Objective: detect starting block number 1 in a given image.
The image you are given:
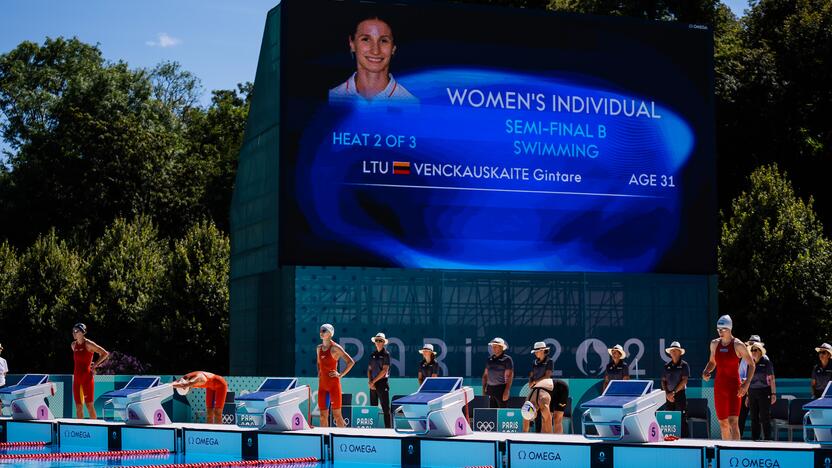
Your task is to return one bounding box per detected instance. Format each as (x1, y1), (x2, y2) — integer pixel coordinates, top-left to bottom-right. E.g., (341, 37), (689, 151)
(37, 405), (49, 420)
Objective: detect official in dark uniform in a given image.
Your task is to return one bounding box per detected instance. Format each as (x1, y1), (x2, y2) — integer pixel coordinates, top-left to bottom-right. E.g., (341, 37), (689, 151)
(603, 344), (629, 391)
(368, 332), (392, 428)
(482, 337), (513, 408)
(738, 334), (763, 437)
(812, 343), (832, 398)
(526, 341), (570, 434)
(747, 342), (776, 440)
(662, 341), (691, 437)
(417, 343), (440, 385)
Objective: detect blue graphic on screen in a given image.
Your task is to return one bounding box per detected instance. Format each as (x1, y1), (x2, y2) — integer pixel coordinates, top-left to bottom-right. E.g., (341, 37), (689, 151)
(291, 68), (696, 272)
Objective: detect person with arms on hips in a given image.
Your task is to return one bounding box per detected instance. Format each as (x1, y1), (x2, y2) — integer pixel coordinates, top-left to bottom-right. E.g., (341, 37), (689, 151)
(662, 341), (690, 437)
(738, 334), (763, 437)
(71, 323), (109, 419)
(0, 343), (7, 388)
(368, 332), (392, 428)
(746, 341), (776, 440)
(172, 371), (228, 424)
(812, 343), (832, 398)
(329, 16), (417, 105)
(317, 323), (354, 427)
(603, 344), (629, 391)
(482, 338), (513, 408)
(702, 315), (755, 440)
(417, 344), (439, 385)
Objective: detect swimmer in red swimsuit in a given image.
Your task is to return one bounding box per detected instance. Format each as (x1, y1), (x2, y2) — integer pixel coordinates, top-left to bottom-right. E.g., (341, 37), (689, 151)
(317, 323), (354, 427)
(701, 315), (755, 440)
(71, 323), (109, 419)
(173, 371), (228, 424)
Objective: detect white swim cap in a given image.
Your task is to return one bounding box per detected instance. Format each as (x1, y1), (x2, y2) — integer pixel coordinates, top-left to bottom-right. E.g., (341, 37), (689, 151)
(320, 323), (335, 337)
(716, 315), (733, 330)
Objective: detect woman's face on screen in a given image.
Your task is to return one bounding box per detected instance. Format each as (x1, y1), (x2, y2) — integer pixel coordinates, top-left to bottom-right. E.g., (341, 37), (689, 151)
(350, 19), (395, 74)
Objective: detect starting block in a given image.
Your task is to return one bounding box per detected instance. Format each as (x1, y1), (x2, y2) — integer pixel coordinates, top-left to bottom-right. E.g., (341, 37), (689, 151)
(804, 381), (832, 444)
(101, 376), (173, 425)
(581, 380), (665, 443)
(235, 378), (311, 431)
(392, 377), (474, 437)
(0, 374), (55, 420)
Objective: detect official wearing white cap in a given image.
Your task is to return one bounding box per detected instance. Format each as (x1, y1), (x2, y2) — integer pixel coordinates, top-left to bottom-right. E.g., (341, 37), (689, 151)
(483, 338), (514, 408)
(368, 332), (392, 428)
(662, 341), (690, 437)
(812, 343), (832, 398)
(417, 344), (439, 385)
(603, 344), (629, 391)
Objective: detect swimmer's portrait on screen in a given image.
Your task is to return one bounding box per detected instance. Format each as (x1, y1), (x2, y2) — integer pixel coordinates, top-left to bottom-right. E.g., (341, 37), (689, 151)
(328, 16), (418, 106)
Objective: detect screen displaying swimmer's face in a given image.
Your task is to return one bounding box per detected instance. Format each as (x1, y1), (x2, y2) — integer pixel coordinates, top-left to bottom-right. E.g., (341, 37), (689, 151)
(279, 0), (717, 274)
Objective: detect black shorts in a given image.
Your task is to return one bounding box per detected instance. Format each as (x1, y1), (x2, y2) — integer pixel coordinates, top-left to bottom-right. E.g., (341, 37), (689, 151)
(550, 380), (569, 413)
(529, 380), (569, 413)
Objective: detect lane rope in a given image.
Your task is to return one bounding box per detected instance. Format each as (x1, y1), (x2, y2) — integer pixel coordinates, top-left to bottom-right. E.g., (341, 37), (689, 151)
(0, 448), (170, 460)
(0, 441), (49, 448)
(138, 457), (320, 468)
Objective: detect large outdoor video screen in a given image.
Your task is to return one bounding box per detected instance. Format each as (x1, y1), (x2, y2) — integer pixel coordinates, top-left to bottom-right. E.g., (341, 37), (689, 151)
(279, 0), (716, 273)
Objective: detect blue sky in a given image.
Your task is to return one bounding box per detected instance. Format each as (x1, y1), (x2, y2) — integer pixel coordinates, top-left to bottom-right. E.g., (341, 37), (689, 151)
(1, 0), (750, 106)
(1, 0), (279, 106)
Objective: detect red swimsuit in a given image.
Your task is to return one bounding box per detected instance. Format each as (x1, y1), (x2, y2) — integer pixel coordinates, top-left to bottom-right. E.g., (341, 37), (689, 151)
(318, 345), (343, 410)
(72, 342), (94, 404)
(714, 339), (742, 419)
(185, 371), (228, 410)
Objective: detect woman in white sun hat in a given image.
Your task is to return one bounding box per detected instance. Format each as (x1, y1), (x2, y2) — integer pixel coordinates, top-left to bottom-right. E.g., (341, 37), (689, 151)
(417, 343), (440, 385)
(482, 337), (514, 408)
(812, 343), (832, 398)
(746, 341), (775, 440)
(524, 341), (569, 434)
(368, 332), (392, 428)
(662, 341), (690, 437)
(603, 344), (629, 391)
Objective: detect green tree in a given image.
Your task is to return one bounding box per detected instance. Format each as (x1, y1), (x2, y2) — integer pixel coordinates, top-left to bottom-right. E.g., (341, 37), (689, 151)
(184, 83), (252, 233)
(0, 39), (232, 245)
(0, 240), (19, 333)
(5, 229), (87, 372)
(720, 164), (832, 375)
(717, 0), (832, 228)
(86, 216), (167, 363)
(156, 220), (230, 373)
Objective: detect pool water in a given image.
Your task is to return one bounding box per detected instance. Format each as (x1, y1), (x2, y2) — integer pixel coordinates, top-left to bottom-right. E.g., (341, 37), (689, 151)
(0, 447), (401, 468)
(0, 447), (337, 468)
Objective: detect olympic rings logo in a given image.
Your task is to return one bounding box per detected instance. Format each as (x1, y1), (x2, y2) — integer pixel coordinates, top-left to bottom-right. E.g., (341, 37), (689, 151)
(475, 421), (496, 431)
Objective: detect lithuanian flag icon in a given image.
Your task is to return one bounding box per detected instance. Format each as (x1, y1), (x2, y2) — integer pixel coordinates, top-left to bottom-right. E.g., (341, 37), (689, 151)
(393, 161), (410, 175)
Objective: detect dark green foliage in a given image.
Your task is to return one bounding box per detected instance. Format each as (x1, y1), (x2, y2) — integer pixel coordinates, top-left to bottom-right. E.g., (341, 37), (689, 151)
(720, 165), (832, 375)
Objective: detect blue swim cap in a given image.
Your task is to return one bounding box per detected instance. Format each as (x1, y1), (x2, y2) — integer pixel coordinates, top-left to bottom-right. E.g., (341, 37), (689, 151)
(73, 323), (87, 334)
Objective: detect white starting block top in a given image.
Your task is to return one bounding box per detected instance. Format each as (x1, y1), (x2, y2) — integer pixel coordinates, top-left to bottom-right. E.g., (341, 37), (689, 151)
(0, 374), (55, 420)
(581, 380), (665, 443)
(100, 376), (173, 425)
(804, 381), (832, 443)
(235, 378), (311, 431)
(392, 377), (475, 437)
